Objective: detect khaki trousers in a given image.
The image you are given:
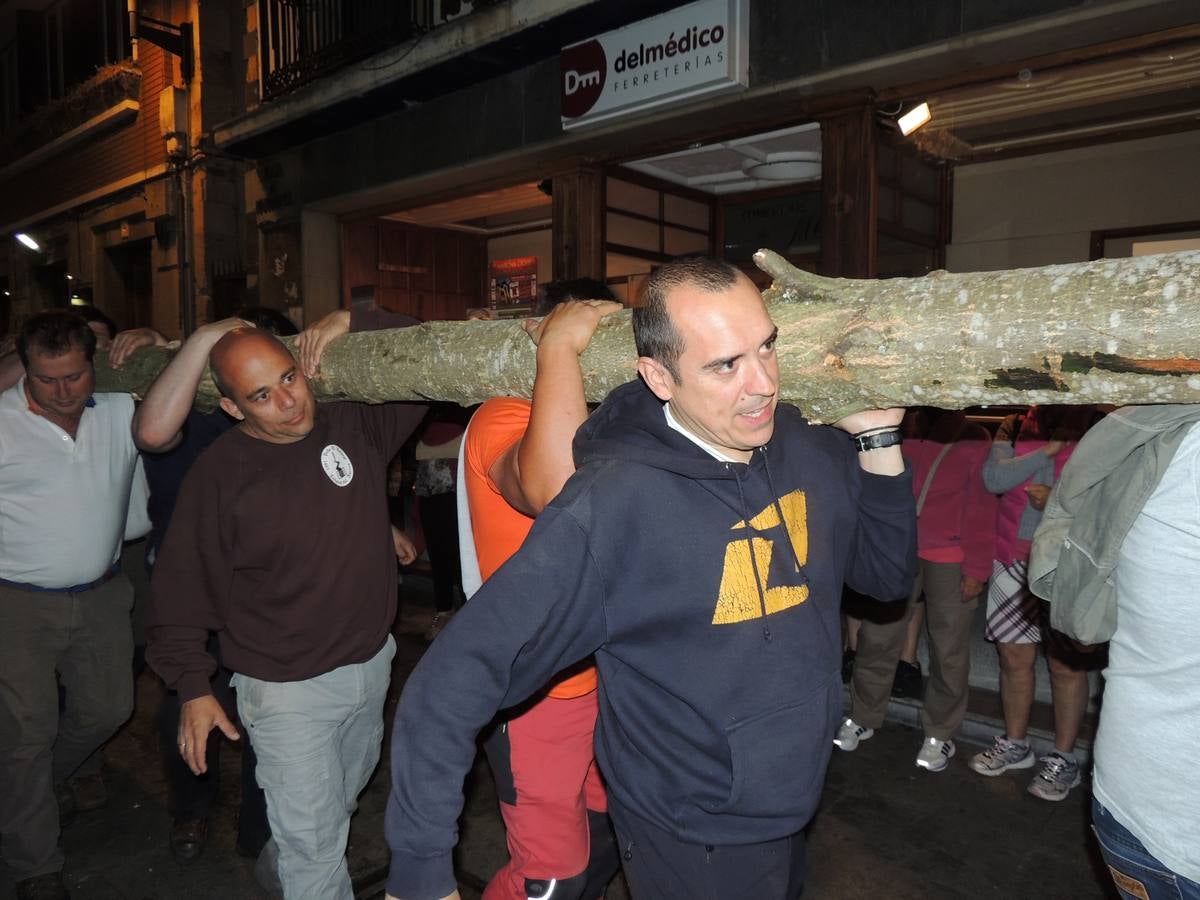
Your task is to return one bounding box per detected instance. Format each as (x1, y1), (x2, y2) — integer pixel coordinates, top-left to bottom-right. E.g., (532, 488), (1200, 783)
(849, 560), (977, 740)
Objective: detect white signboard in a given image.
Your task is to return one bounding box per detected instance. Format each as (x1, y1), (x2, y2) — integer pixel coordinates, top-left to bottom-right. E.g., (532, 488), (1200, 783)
(560, 0), (749, 130)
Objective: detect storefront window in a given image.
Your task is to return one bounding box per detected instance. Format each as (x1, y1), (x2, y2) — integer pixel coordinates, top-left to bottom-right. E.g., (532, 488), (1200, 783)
(877, 132), (946, 277)
(604, 174), (715, 304)
(664, 195), (710, 229)
(721, 191), (821, 265)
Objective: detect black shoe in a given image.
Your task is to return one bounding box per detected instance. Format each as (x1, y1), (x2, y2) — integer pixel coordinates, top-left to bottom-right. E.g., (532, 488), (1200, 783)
(252, 839), (283, 896)
(892, 660), (924, 699)
(15, 873), (71, 900)
(53, 782), (76, 827)
(66, 773), (107, 812)
(841, 648), (856, 683)
(170, 817), (208, 864)
(235, 837), (268, 860)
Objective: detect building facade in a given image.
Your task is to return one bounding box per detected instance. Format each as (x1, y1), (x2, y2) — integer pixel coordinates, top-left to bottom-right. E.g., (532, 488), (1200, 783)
(0, 0), (248, 337)
(214, 0), (1199, 326)
(2, 0), (1197, 336)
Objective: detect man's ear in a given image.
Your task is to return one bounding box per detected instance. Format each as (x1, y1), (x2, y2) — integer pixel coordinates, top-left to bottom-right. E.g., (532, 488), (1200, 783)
(219, 397), (245, 421)
(637, 356), (674, 403)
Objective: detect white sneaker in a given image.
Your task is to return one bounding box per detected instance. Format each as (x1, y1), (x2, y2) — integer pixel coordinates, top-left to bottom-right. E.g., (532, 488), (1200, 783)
(915, 737), (955, 772)
(833, 718), (874, 751)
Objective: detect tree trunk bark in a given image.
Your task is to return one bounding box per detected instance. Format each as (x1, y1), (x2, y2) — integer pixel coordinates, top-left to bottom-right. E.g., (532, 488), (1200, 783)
(93, 249), (1200, 422)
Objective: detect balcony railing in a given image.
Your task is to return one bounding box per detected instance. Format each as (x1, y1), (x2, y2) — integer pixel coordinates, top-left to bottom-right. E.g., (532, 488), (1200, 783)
(259, 0), (454, 101)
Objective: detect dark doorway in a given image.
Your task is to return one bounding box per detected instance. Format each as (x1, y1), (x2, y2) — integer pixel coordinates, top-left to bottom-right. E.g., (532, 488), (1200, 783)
(34, 261), (70, 309)
(211, 272), (249, 321)
(104, 240), (153, 330)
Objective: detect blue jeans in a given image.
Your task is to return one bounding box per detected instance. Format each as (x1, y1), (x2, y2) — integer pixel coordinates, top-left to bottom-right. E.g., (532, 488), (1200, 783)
(233, 636), (395, 900)
(1093, 798), (1200, 900)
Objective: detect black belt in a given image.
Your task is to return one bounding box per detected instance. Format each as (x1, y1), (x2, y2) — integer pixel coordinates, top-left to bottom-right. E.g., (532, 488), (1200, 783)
(0, 562), (121, 593)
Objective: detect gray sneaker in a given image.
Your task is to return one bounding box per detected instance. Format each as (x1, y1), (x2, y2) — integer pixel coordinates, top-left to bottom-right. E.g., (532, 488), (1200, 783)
(968, 735), (1034, 776)
(1027, 752), (1082, 802)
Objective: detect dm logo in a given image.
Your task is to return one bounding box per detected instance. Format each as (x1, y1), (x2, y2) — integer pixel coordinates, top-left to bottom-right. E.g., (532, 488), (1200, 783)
(712, 491), (810, 625)
(320, 444), (354, 487)
(561, 40), (606, 119)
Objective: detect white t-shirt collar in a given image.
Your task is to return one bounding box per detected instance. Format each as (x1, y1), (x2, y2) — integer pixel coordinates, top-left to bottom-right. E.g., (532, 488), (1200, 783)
(663, 402), (742, 463)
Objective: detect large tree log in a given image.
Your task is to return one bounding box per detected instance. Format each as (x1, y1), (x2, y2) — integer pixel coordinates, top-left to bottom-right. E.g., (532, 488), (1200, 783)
(94, 250), (1200, 423)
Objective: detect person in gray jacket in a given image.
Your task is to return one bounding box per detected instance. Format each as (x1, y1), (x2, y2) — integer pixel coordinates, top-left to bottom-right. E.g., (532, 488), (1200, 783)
(1030, 404), (1200, 898)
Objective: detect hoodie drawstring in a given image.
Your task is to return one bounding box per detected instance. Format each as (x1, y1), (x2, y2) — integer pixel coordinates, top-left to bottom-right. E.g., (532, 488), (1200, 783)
(733, 464), (773, 642)
(761, 449), (840, 656)
(761, 451), (805, 577)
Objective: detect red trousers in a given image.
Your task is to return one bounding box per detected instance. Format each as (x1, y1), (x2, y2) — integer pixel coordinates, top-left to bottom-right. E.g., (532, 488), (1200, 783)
(483, 690), (607, 900)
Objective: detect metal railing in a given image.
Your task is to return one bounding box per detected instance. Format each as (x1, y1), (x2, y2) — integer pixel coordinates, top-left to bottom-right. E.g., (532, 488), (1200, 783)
(258, 0), (442, 101)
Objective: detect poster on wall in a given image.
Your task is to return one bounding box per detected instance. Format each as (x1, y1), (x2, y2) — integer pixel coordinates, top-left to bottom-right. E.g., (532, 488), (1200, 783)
(488, 256), (538, 313)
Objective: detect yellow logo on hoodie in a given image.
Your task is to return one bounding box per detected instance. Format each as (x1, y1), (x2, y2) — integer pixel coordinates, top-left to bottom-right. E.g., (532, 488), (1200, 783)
(712, 490), (809, 625)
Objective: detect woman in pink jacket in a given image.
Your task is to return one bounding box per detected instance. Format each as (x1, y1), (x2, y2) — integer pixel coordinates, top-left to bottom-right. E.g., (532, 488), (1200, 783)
(836, 408), (997, 772)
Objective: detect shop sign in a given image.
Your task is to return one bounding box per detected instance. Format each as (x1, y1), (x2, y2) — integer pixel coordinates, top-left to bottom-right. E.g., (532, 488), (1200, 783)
(560, 0), (748, 130)
(489, 256), (538, 308)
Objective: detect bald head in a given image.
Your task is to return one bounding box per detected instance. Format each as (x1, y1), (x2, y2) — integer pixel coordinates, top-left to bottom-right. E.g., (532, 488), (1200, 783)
(211, 327), (316, 444)
(210, 328), (285, 396)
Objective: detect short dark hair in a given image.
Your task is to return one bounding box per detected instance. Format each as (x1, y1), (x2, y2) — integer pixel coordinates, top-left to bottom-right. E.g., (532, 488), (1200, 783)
(72, 304), (119, 340)
(533, 278), (618, 316)
(235, 305), (299, 336)
(632, 254), (740, 383)
(17, 310), (97, 367)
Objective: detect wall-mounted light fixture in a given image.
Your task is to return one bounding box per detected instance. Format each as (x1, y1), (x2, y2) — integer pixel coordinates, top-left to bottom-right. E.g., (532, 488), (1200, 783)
(65, 273), (74, 280)
(897, 102), (932, 136)
(15, 233), (40, 251)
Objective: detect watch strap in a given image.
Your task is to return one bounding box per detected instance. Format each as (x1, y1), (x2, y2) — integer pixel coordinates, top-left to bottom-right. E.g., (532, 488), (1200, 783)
(853, 429), (903, 453)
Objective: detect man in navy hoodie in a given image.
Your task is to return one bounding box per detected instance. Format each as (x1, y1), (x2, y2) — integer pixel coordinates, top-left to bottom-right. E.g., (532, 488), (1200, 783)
(385, 255), (917, 900)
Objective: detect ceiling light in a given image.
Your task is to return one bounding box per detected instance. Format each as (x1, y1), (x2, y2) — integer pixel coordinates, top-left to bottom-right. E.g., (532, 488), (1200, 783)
(65, 273), (73, 280)
(743, 152), (822, 182)
(15, 233), (40, 251)
(2, 290), (10, 296)
(898, 102), (932, 136)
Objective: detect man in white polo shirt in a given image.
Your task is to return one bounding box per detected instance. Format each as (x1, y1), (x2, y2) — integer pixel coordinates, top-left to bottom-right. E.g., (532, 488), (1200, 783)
(0, 311), (142, 900)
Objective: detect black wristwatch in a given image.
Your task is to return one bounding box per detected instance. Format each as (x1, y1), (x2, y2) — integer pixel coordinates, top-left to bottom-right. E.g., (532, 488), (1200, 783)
(852, 429), (903, 453)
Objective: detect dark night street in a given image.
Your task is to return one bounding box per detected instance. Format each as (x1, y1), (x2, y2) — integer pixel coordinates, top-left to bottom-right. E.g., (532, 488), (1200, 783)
(1, 574), (1112, 900)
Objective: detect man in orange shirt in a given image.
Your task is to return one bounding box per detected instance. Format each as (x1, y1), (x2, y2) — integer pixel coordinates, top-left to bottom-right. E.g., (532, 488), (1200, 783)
(459, 280), (621, 900)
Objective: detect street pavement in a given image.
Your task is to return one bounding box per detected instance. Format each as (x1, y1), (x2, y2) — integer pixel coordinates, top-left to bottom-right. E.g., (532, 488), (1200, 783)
(2, 577), (1114, 899)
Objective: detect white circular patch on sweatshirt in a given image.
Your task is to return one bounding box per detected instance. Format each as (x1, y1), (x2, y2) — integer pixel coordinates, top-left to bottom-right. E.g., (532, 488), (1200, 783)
(321, 444), (354, 486)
